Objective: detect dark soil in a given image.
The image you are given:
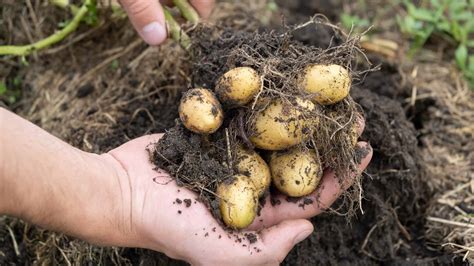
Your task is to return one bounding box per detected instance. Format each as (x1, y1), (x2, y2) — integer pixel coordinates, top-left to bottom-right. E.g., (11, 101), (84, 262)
(1, 1), (468, 265)
(133, 3), (460, 265)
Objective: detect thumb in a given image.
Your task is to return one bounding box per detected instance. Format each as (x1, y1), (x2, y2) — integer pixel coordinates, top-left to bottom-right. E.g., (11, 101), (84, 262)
(259, 219), (314, 263)
(119, 0), (167, 45)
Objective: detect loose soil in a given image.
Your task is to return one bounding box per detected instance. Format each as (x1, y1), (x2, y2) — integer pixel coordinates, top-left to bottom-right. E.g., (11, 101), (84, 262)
(0, 0), (471, 265)
(151, 21), (371, 224)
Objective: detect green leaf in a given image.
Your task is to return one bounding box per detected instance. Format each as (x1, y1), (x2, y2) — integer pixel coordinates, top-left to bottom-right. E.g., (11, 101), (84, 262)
(467, 55), (474, 74)
(13, 76), (22, 87)
(0, 82), (7, 95)
(83, 0), (98, 26)
(406, 2), (436, 22)
(450, 20), (463, 42)
(455, 45), (468, 70)
(266, 1), (278, 12)
(110, 59), (119, 70)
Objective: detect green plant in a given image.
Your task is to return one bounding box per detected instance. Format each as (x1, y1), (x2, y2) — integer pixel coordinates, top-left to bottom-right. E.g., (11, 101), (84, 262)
(0, 0), (96, 57)
(0, 77), (22, 105)
(397, 0), (474, 88)
(0, 0), (201, 57)
(340, 13), (370, 32)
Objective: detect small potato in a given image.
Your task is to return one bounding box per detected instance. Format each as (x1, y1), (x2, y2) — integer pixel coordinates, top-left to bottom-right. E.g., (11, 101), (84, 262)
(179, 88), (224, 134)
(216, 67), (261, 106)
(301, 64), (351, 105)
(250, 98), (316, 150)
(235, 146), (271, 197)
(217, 175), (257, 229)
(270, 148), (322, 197)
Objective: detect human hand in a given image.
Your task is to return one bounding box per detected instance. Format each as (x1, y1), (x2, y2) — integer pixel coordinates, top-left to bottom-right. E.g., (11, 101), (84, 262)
(118, 0), (215, 45)
(102, 124), (372, 264)
(0, 107), (371, 265)
(104, 134), (314, 265)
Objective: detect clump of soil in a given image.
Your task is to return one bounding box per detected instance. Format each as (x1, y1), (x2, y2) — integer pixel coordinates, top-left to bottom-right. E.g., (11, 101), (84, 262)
(151, 19), (372, 225)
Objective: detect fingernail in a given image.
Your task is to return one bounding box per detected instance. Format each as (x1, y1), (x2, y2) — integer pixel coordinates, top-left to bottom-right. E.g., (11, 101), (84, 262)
(293, 229), (313, 245)
(141, 21), (167, 45)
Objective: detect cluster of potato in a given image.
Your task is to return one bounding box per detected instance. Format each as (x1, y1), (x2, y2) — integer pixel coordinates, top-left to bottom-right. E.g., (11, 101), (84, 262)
(178, 64), (352, 229)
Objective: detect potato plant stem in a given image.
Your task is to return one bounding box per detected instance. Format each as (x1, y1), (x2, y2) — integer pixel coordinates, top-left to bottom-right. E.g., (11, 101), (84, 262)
(172, 0), (200, 24)
(164, 8), (192, 50)
(0, 0), (92, 56)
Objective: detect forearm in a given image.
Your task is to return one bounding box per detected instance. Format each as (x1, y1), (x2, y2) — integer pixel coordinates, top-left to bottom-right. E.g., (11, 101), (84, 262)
(0, 108), (135, 246)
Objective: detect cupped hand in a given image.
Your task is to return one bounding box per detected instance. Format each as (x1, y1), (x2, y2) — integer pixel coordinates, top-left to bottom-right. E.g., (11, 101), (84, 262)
(118, 0), (215, 45)
(102, 126), (372, 265)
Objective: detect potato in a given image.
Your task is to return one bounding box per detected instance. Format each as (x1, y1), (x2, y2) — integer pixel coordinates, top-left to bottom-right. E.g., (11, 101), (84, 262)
(235, 146), (271, 197)
(300, 64), (351, 105)
(270, 148), (322, 197)
(217, 175), (257, 229)
(250, 98), (316, 150)
(215, 67), (261, 106)
(179, 88), (224, 134)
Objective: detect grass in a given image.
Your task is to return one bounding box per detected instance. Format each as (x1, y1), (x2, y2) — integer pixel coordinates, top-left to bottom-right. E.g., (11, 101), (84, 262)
(397, 0), (474, 88)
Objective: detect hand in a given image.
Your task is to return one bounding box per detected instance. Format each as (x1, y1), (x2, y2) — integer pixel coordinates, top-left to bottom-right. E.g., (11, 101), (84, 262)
(0, 108), (371, 265)
(118, 0), (215, 45)
(103, 131), (372, 265)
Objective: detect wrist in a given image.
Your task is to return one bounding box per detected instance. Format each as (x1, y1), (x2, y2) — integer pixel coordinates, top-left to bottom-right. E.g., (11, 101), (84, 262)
(62, 151), (141, 248)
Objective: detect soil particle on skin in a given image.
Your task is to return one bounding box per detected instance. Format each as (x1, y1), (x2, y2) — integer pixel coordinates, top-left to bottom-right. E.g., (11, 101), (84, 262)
(354, 144), (371, 165)
(184, 199), (192, 207)
(270, 198), (281, 206)
(175, 198), (182, 204)
(245, 233), (258, 244)
(177, 210), (182, 214)
(298, 198), (314, 209)
(286, 197), (300, 203)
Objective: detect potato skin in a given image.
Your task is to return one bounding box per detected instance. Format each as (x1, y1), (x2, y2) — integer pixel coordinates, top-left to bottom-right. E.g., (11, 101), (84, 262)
(301, 64), (351, 105)
(217, 175), (257, 229)
(270, 148), (322, 197)
(249, 98), (316, 150)
(216, 67), (261, 106)
(179, 88), (224, 134)
(235, 147), (271, 197)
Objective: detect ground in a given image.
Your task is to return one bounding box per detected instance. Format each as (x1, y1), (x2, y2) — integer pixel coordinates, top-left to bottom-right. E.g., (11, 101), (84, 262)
(0, 0), (473, 265)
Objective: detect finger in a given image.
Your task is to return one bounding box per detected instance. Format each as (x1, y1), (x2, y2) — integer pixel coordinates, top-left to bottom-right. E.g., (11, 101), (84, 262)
(189, 0), (215, 19)
(250, 142), (372, 229)
(119, 0), (167, 45)
(258, 219), (313, 264)
(356, 113), (365, 137)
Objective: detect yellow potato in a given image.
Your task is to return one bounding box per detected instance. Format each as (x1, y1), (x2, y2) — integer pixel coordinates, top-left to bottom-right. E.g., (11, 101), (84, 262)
(250, 98), (316, 150)
(235, 146), (271, 197)
(217, 175), (257, 229)
(301, 64), (351, 105)
(179, 88), (224, 134)
(216, 67), (261, 106)
(270, 148), (322, 197)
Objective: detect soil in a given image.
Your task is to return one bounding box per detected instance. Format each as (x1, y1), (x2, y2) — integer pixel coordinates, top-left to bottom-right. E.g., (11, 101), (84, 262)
(0, 0), (471, 265)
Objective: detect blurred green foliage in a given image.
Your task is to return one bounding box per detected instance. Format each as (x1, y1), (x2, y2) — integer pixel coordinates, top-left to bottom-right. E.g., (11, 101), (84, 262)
(397, 0), (474, 88)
